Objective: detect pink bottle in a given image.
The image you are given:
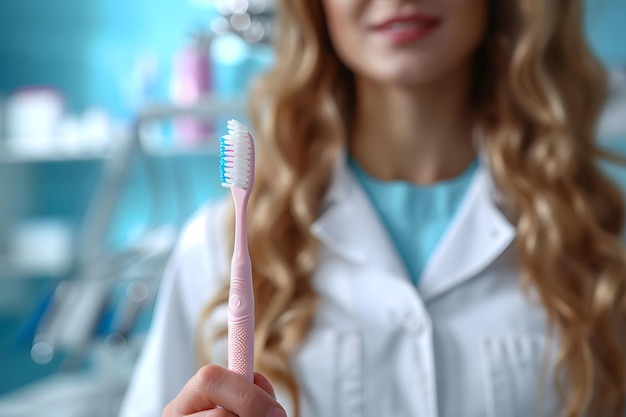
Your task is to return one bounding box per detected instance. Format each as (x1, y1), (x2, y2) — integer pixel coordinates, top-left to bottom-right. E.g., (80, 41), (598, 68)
(170, 38), (213, 147)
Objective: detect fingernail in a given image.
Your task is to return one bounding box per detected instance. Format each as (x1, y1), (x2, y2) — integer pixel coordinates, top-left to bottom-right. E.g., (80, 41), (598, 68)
(267, 406), (287, 417)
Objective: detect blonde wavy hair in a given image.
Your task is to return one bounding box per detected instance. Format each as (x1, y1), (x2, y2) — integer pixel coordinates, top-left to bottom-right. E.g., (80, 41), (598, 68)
(197, 0), (626, 416)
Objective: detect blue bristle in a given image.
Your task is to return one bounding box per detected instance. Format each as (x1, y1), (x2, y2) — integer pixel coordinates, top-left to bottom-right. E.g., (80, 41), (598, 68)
(219, 136), (229, 184)
(218, 119), (251, 188)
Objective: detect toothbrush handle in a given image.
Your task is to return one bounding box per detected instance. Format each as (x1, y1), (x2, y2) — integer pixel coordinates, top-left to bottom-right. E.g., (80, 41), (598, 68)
(228, 259), (255, 381)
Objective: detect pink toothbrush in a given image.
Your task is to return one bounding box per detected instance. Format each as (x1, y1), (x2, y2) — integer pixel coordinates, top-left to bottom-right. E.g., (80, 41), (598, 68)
(220, 119), (255, 380)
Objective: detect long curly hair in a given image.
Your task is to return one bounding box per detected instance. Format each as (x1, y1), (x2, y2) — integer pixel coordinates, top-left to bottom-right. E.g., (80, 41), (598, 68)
(197, 1), (626, 416)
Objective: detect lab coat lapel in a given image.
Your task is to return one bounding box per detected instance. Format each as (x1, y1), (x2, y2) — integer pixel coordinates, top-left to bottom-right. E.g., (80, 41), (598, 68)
(417, 166), (516, 301)
(311, 158), (409, 280)
(311, 157), (516, 301)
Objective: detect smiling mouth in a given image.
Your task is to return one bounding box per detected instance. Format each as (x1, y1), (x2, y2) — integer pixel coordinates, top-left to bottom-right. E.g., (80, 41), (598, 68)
(374, 15), (441, 44)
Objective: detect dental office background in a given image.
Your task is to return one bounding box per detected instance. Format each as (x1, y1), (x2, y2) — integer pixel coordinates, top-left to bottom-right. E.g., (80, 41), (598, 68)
(0, 1), (624, 416)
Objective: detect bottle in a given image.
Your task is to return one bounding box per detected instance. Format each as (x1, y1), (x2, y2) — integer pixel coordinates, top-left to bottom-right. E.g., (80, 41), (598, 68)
(170, 34), (213, 148)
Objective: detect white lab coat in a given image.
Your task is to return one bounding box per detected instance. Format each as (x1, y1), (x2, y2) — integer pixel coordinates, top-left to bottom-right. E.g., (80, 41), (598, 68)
(120, 159), (572, 417)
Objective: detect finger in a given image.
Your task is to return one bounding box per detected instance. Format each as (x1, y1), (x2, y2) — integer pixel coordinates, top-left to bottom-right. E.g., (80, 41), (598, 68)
(253, 373), (276, 399)
(185, 409), (237, 417)
(172, 365), (286, 417)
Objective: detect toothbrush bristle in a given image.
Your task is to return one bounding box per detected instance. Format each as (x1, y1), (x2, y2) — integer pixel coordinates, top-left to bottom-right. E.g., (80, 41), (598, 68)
(220, 119), (253, 188)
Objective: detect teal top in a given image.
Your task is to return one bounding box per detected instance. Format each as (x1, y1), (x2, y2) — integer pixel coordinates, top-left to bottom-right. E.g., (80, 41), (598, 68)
(348, 157), (479, 285)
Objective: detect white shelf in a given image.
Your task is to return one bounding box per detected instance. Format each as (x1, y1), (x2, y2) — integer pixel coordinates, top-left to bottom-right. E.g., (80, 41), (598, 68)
(0, 96), (244, 164)
(0, 138), (117, 163)
(142, 143), (218, 158)
(0, 146), (107, 163)
(0, 141), (218, 164)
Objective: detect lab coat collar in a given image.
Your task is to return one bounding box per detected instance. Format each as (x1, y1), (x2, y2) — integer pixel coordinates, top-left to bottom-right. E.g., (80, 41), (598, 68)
(417, 163), (516, 300)
(311, 156), (409, 279)
(311, 154), (516, 302)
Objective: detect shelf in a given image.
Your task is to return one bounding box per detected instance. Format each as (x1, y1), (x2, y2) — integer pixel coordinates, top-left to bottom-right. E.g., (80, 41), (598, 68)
(0, 137), (120, 163)
(0, 96), (244, 164)
(0, 141), (218, 164)
(141, 143), (218, 158)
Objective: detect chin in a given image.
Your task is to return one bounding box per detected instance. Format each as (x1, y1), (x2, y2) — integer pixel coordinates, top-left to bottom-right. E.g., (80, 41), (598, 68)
(372, 55), (468, 89)
(377, 67), (444, 88)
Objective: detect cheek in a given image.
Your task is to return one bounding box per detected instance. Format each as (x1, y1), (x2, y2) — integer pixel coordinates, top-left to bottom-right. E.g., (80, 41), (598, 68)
(322, 0), (354, 46)
(321, 0), (365, 70)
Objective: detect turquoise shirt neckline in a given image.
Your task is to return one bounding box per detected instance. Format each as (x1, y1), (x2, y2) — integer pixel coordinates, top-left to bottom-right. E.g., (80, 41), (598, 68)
(348, 157), (479, 285)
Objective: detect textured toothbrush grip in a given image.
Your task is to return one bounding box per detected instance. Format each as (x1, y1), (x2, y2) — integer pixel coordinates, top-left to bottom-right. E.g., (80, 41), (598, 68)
(228, 276), (254, 381)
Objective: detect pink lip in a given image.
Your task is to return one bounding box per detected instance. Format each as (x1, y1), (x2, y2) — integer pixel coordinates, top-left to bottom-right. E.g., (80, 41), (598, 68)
(373, 14), (440, 44)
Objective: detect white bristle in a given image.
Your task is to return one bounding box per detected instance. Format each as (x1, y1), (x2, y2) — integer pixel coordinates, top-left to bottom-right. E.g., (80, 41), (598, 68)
(220, 119), (252, 188)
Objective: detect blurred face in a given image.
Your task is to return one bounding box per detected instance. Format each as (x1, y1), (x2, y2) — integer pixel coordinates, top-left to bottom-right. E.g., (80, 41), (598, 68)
(321, 0), (489, 87)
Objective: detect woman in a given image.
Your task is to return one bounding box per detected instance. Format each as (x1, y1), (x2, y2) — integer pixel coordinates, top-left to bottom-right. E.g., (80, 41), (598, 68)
(120, 0), (626, 416)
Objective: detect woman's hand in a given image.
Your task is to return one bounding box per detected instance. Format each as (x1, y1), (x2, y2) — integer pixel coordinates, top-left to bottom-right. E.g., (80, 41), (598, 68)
(163, 365), (287, 417)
